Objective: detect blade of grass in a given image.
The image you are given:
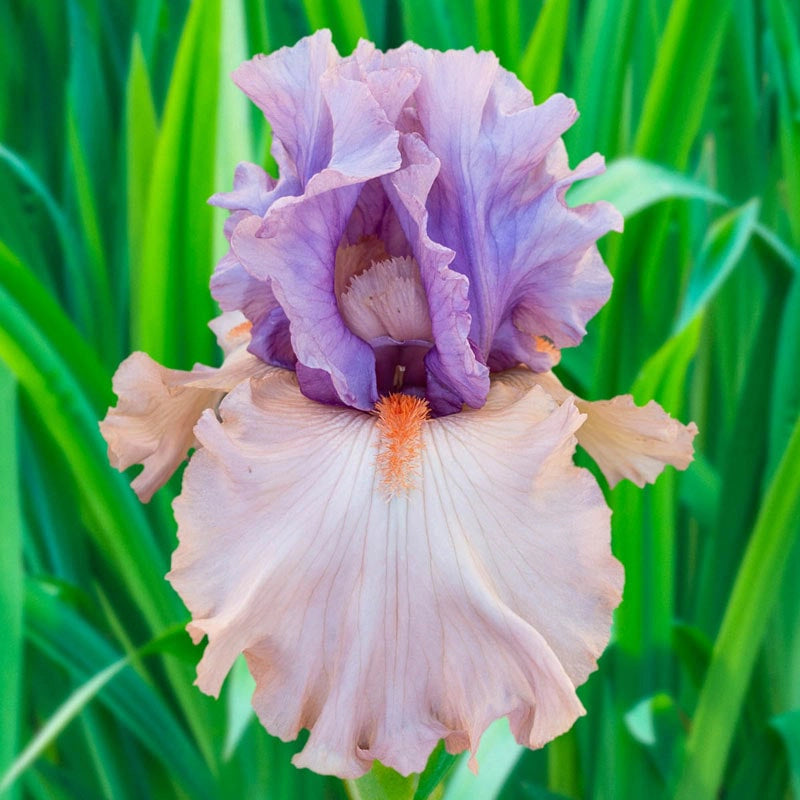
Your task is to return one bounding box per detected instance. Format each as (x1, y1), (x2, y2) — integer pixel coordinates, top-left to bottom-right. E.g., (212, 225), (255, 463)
(0, 365), (22, 800)
(0, 658), (129, 794)
(0, 145), (91, 333)
(771, 711), (800, 799)
(181, 0), (222, 365)
(135, 0), (220, 367)
(214, 0), (255, 263)
(474, 0), (520, 67)
(546, 730), (581, 799)
(0, 244), (172, 631)
(518, 0), (570, 100)
(346, 763), (416, 800)
(765, 0), (800, 245)
(672, 413), (800, 799)
(133, 0), (163, 65)
(675, 199), (760, 330)
(0, 242), (222, 773)
(300, 0), (368, 52)
(568, 157), (725, 218)
(569, 0), (637, 160)
(125, 35), (158, 334)
(694, 272), (789, 634)
(597, 198), (757, 799)
(414, 742), (458, 800)
(18, 581), (216, 800)
(65, 104), (114, 361)
(396, 0), (469, 49)
(633, 0), (733, 166)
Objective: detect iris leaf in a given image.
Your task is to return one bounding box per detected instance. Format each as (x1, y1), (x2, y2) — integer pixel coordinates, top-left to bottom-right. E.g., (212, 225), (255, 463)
(518, 0), (570, 101)
(134, 0), (220, 367)
(0, 367), (22, 800)
(673, 414), (800, 798)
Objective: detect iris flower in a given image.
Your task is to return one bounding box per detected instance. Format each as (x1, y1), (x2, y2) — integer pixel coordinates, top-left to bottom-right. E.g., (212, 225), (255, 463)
(101, 31), (697, 778)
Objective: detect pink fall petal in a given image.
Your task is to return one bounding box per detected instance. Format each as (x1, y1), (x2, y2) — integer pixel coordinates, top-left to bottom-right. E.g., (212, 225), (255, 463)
(527, 371), (699, 488)
(168, 369), (623, 778)
(99, 314), (270, 502)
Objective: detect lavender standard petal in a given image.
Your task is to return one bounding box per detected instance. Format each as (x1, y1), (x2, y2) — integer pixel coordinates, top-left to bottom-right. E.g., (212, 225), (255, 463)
(209, 209), (294, 370)
(209, 162), (277, 216)
(233, 30), (337, 186)
(230, 64), (406, 409)
(387, 45), (622, 371)
(382, 133), (489, 414)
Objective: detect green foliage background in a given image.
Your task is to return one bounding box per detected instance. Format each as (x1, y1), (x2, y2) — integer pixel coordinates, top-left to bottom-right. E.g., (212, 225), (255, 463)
(1, 0), (800, 798)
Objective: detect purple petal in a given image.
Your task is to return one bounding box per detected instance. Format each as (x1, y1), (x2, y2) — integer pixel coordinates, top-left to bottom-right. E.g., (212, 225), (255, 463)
(233, 30), (338, 186)
(231, 66), (405, 409)
(209, 162), (277, 216)
(342, 40), (421, 126)
(209, 210), (294, 370)
(382, 133), (489, 414)
(387, 45), (622, 369)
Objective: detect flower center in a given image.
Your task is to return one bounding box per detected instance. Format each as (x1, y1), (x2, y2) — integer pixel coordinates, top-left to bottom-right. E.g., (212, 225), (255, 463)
(336, 239), (434, 397)
(374, 393), (430, 497)
(340, 255), (433, 343)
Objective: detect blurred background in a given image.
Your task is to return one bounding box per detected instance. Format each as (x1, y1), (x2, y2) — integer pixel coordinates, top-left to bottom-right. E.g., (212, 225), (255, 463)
(1, 0), (799, 798)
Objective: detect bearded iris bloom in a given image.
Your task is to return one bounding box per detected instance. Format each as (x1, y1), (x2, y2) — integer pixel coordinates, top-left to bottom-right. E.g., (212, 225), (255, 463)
(101, 31), (697, 778)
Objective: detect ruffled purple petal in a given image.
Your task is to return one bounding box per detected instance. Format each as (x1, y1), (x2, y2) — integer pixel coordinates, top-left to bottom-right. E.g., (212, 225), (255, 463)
(232, 30), (338, 187)
(341, 41), (421, 126)
(230, 62), (409, 409)
(382, 133), (489, 414)
(385, 45), (622, 370)
(208, 208), (294, 370)
(209, 162), (277, 216)
(212, 36), (622, 411)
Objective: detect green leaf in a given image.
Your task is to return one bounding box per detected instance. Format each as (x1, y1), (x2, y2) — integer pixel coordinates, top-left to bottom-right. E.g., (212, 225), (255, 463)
(624, 694), (685, 781)
(65, 103), (114, 359)
(134, 0), (221, 367)
(634, 0), (734, 167)
(0, 145), (92, 337)
(0, 244), (174, 632)
(18, 581), (215, 800)
(673, 414), (800, 799)
(771, 710), (800, 799)
(765, 0), (800, 245)
(396, 0), (471, 49)
(671, 622), (713, 691)
(675, 199), (760, 330)
(0, 366), (22, 800)
(346, 762), (417, 800)
(567, 157), (725, 219)
(213, 0), (256, 264)
(300, 0), (368, 52)
(414, 741), (458, 800)
(568, 0), (637, 159)
(222, 656), (255, 761)
(518, 0), (570, 100)
(0, 658), (129, 794)
(125, 35), (159, 322)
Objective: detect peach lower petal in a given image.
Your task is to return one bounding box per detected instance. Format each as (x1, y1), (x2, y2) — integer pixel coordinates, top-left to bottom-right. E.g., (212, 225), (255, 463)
(168, 368), (622, 777)
(525, 370), (698, 488)
(99, 314), (270, 501)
